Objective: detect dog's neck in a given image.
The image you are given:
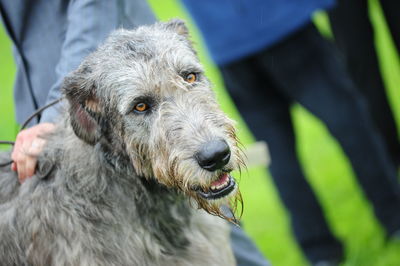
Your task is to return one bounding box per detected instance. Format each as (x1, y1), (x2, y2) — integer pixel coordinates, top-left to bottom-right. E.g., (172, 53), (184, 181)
(40, 124), (193, 254)
(97, 140), (193, 254)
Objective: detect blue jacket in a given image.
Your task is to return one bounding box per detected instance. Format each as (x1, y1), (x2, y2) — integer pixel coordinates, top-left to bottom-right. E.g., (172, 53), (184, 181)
(0, 0), (156, 125)
(181, 0), (335, 66)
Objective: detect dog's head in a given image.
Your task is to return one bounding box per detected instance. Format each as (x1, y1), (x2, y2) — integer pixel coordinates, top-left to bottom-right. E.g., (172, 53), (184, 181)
(62, 19), (245, 221)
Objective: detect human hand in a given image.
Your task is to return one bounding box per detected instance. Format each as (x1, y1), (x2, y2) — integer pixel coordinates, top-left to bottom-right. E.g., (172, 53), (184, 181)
(11, 123), (55, 183)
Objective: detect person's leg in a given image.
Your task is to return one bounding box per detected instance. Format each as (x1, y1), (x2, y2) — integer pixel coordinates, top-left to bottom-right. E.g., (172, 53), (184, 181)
(259, 22), (400, 236)
(220, 59), (343, 264)
(219, 205), (271, 266)
(380, 0), (400, 53)
(230, 224), (270, 266)
(328, 0), (400, 167)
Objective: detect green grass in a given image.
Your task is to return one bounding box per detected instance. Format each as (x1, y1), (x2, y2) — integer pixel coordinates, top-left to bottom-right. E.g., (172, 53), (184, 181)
(1, 0), (400, 265)
(0, 22), (17, 148)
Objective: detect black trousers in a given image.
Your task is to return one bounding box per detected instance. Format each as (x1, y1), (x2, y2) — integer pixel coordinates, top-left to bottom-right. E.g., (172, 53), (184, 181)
(329, 0), (400, 167)
(220, 23), (400, 263)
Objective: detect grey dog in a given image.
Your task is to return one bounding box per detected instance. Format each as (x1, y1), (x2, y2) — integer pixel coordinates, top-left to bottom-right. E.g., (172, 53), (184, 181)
(0, 20), (246, 265)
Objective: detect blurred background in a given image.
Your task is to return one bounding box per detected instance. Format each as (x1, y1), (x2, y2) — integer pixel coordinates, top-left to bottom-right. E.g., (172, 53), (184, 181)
(1, 0), (400, 265)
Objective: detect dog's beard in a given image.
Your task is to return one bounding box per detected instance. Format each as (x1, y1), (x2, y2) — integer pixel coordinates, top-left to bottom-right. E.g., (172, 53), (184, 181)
(152, 166), (244, 224)
(187, 188), (243, 225)
(150, 166), (244, 224)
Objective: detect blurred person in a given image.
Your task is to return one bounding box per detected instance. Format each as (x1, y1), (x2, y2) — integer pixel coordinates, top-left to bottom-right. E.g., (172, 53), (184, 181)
(0, 0), (156, 183)
(0, 1), (271, 265)
(181, 0), (400, 264)
(329, 0), (400, 169)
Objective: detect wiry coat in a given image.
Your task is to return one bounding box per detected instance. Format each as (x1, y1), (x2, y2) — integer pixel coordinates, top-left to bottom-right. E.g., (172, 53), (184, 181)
(0, 20), (243, 266)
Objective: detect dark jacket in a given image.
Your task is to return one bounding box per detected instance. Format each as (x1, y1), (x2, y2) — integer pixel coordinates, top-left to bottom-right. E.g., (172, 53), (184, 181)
(181, 0), (335, 65)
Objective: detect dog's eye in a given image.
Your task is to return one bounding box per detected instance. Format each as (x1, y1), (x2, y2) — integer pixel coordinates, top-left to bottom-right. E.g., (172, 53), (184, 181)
(184, 73), (197, 83)
(134, 103), (149, 113)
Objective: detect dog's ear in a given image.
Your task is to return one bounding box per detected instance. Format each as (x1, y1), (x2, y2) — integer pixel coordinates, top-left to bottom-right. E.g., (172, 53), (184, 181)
(62, 68), (102, 145)
(164, 19), (189, 37)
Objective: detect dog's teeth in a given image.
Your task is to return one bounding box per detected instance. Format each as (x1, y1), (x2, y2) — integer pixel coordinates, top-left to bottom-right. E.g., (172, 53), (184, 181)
(210, 175), (231, 192)
(216, 182), (227, 190)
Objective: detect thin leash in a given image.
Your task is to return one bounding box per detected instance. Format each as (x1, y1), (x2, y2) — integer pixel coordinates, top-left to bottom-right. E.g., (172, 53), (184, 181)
(0, 97), (64, 167)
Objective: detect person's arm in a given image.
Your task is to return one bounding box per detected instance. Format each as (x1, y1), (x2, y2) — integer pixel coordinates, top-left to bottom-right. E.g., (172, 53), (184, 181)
(12, 0), (156, 182)
(41, 0), (156, 122)
(41, 0), (127, 122)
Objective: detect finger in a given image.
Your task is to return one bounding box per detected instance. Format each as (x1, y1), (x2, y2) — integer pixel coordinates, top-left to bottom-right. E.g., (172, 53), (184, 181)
(16, 154), (27, 183)
(11, 162), (17, 172)
(19, 176), (28, 184)
(11, 123), (55, 182)
(19, 176), (27, 184)
(34, 123), (56, 138)
(12, 137), (27, 180)
(40, 123), (56, 133)
(28, 138), (46, 156)
(17, 139), (33, 182)
(24, 155), (37, 179)
(11, 132), (26, 162)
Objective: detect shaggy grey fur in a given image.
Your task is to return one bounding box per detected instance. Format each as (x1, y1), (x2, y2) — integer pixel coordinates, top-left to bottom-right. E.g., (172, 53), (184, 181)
(0, 20), (245, 266)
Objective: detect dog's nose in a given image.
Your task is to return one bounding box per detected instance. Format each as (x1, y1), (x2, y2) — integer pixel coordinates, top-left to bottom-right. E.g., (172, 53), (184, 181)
(196, 139), (231, 171)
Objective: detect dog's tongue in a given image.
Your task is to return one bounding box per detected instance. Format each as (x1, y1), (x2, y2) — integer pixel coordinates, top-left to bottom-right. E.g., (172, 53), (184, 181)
(211, 173), (229, 187)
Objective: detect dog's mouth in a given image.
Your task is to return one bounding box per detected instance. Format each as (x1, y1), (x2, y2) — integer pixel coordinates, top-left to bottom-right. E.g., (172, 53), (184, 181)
(193, 172), (236, 200)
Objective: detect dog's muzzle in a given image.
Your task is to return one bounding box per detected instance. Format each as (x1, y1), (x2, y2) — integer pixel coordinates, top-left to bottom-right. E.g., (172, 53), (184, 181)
(193, 172), (237, 200)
